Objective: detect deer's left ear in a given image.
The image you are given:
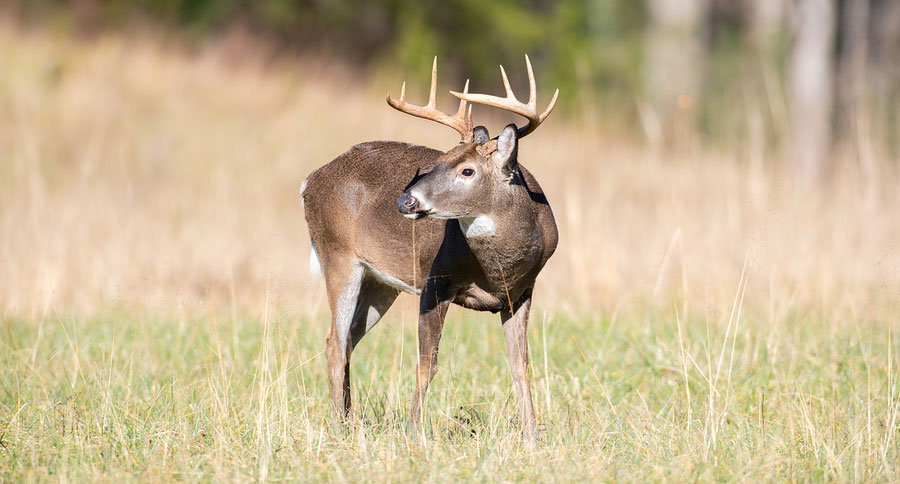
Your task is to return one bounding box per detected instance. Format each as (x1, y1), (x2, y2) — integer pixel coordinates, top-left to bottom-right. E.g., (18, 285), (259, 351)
(492, 124), (519, 174)
(473, 126), (490, 145)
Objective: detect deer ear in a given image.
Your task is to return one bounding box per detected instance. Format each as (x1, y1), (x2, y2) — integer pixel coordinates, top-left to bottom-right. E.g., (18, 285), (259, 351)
(492, 124), (519, 173)
(472, 126), (490, 145)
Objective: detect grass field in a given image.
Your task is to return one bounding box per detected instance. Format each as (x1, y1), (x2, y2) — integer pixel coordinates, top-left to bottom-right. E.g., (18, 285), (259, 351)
(3, 307), (898, 481)
(1, 21), (899, 482)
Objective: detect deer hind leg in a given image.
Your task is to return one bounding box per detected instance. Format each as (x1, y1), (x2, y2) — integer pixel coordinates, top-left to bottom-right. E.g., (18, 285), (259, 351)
(342, 276), (400, 413)
(323, 257), (365, 418)
(501, 290), (538, 439)
(323, 257), (400, 418)
(349, 276), (400, 350)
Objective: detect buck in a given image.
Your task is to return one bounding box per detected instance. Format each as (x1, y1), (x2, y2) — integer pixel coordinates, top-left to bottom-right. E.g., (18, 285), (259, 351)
(301, 56), (558, 437)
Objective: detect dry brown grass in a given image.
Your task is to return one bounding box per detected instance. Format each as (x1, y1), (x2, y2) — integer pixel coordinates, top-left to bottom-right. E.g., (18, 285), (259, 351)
(1, 20), (898, 322)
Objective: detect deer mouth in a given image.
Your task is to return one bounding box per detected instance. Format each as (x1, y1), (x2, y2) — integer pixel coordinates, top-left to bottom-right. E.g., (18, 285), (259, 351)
(397, 192), (469, 220)
(425, 211), (469, 220)
(400, 207), (441, 220)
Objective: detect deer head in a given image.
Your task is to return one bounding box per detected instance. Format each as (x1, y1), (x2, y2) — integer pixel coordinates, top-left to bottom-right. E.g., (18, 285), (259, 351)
(389, 56), (558, 223)
(395, 124), (516, 220)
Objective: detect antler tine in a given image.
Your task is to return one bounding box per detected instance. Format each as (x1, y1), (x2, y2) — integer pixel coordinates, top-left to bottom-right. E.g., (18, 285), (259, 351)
(500, 65), (514, 100)
(450, 54), (558, 138)
(454, 79), (470, 118)
(428, 56), (438, 108)
(525, 54), (536, 107)
(386, 56), (473, 141)
(541, 88), (560, 122)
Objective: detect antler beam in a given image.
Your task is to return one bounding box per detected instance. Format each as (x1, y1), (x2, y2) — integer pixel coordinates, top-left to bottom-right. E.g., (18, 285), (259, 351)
(386, 57), (473, 141)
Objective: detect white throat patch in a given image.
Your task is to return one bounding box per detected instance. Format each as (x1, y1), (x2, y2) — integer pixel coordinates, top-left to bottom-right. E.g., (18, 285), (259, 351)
(458, 215), (496, 238)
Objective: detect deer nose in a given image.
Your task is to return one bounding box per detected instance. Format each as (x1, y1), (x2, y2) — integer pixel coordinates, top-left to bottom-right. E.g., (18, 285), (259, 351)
(397, 193), (418, 214)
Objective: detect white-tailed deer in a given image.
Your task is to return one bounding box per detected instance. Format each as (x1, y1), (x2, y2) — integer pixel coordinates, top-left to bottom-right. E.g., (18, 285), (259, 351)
(301, 56), (558, 437)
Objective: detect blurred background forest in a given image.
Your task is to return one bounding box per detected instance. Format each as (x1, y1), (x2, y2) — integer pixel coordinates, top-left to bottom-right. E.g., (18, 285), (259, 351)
(7, 0), (900, 179)
(2, 1), (899, 317)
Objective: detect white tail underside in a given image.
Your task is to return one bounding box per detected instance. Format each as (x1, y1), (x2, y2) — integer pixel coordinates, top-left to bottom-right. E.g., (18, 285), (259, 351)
(309, 241), (323, 278)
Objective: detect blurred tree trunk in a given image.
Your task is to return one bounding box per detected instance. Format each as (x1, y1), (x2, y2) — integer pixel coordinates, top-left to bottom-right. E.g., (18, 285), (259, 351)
(748, 0), (785, 48)
(745, 0), (787, 164)
(870, 0), (900, 152)
(789, 0), (836, 180)
(835, 0), (870, 151)
(870, 1), (900, 89)
(644, 0), (709, 150)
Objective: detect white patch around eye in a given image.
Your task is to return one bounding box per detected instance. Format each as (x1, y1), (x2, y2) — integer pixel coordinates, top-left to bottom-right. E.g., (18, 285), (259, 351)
(454, 169), (477, 184)
(458, 215), (496, 238)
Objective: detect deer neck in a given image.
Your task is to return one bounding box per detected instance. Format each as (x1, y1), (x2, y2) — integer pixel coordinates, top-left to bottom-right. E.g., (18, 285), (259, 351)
(458, 206), (540, 251)
(454, 185), (543, 290)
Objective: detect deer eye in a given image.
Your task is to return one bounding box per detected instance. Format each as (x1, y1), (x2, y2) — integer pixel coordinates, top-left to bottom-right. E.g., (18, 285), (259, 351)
(460, 168), (475, 177)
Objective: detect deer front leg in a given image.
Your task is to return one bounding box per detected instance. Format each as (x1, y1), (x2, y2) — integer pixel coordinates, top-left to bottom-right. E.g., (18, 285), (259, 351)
(501, 290), (538, 439)
(408, 277), (452, 437)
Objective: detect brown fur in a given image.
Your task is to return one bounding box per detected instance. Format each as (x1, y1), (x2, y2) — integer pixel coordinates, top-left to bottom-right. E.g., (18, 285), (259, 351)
(302, 136), (557, 438)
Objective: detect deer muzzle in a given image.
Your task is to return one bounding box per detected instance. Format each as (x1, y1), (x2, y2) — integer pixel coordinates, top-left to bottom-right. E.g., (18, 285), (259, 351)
(396, 193), (420, 216)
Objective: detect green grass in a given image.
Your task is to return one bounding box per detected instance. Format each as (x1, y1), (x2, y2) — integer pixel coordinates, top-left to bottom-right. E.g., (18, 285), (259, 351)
(2, 303), (897, 482)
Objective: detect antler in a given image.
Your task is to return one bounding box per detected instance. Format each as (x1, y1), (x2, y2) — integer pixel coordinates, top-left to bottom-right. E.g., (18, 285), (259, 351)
(386, 57), (473, 141)
(450, 54), (558, 139)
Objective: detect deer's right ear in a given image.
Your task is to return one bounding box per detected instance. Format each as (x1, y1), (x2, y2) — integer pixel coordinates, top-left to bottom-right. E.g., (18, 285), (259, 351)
(492, 124), (519, 174)
(472, 126), (490, 145)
